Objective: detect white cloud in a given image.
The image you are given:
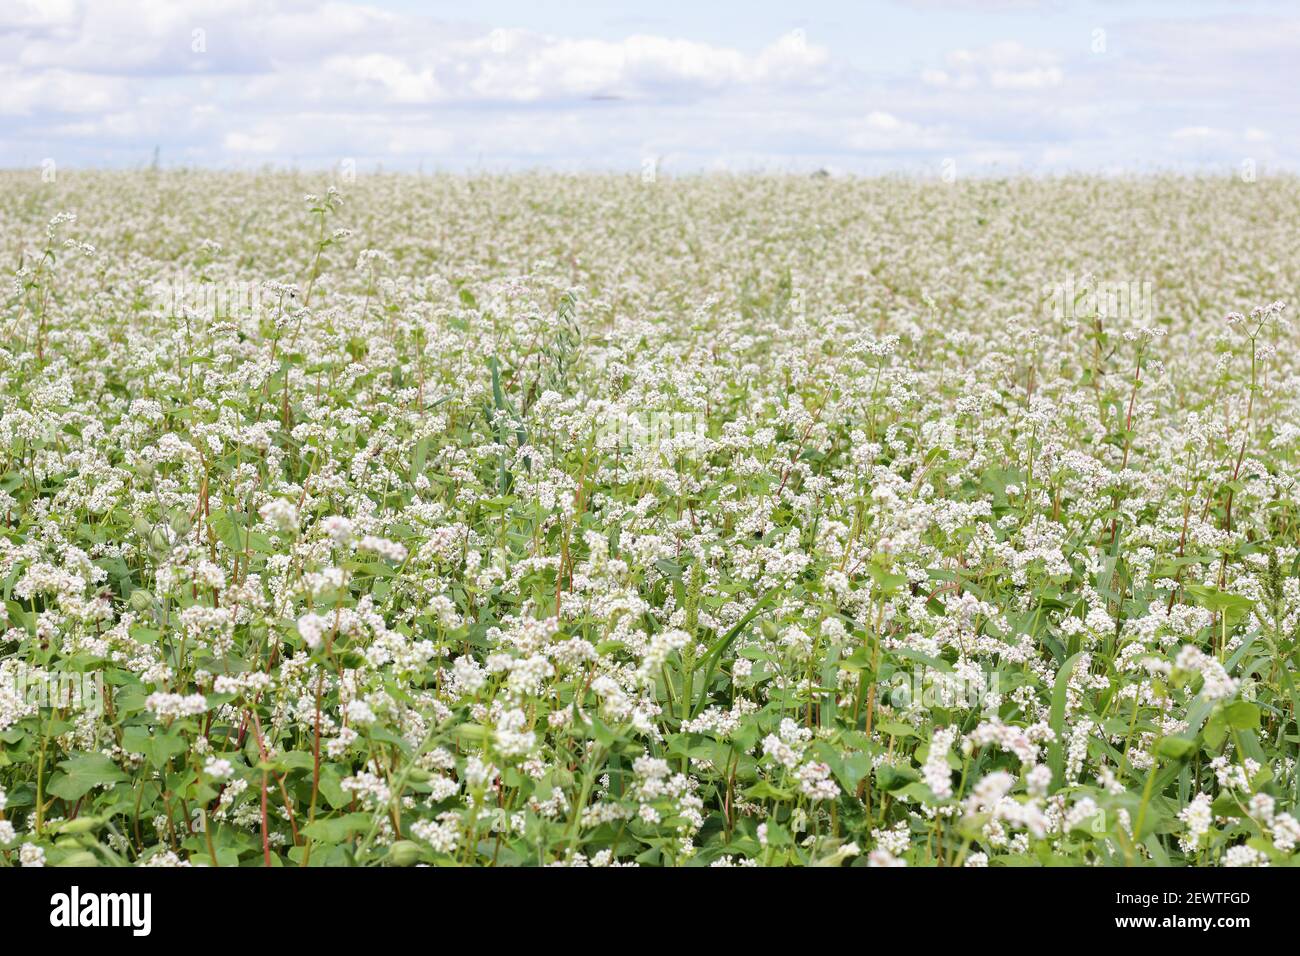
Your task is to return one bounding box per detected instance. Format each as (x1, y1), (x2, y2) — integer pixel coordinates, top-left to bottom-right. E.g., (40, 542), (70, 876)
(865, 111), (903, 131)
(326, 53), (443, 104)
(223, 129), (280, 153)
(318, 30), (829, 106)
(927, 41), (1062, 91)
(0, 66), (129, 116)
(0, 1), (1296, 173)
(0, 0), (79, 32)
(4, 3), (828, 104)
(989, 67), (1061, 90)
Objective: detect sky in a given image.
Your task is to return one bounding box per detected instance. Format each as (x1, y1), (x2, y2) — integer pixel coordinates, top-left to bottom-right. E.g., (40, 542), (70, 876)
(1, 0), (1296, 175)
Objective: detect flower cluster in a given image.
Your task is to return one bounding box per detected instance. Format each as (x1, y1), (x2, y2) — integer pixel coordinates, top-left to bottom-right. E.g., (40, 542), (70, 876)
(1, 170), (1298, 867)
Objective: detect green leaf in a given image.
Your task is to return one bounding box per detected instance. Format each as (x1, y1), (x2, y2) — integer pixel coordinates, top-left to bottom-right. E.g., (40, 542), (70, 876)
(122, 727), (188, 769)
(868, 559), (908, 597)
(889, 647), (953, 674)
(47, 753), (128, 801)
(875, 764), (918, 792)
(1184, 585), (1253, 627)
(1204, 709), (1229, 750)
(1047, 652), (1085, 790)
(838, 646), (873, 671)
(1155, 736), (1196, 760)
(744, 780), (794, 801)
(654, 559), (683, 580)
(691, 587), (779, 719)
(878, 721), (919, 739)
(302, 812), (374, 842)
(1223, 700), (1260, 731)
(319, 765), (349, 809)
(411, 437), (430, 479)
(277, 751), (318, 772)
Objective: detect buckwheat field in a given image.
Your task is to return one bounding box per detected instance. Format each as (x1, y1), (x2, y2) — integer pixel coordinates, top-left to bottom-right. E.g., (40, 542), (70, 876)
(2, 170), (1298, 868)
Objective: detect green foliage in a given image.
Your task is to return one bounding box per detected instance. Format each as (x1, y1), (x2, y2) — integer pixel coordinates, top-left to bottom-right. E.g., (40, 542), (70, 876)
(0, 172), (1298, 868)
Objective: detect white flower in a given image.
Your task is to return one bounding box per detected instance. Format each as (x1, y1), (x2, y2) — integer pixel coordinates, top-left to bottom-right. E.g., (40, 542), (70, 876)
(204, 757), (234, 780)
(20, 843), (45, 867)
(345, 699), (377, 726)
(259, 499), (299, 533)
(296, 612), (331, 650)
(145, 692), (208, 721)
